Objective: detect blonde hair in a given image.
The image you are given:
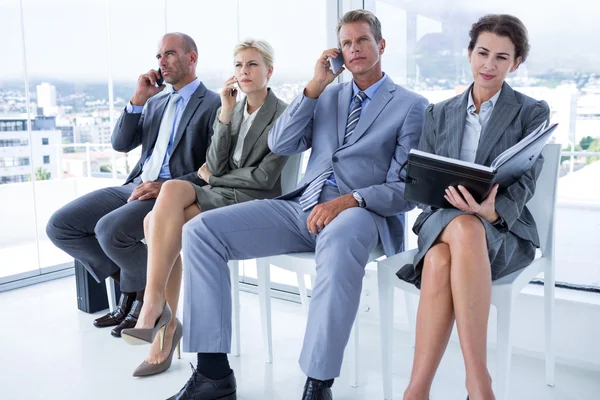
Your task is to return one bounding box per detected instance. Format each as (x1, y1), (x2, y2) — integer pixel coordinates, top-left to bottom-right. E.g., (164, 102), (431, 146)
(233, 39), (275, 68)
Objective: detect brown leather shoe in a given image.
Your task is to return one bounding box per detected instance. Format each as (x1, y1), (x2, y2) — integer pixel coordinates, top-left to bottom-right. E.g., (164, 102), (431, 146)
(93, 293), (135, 328)
(111, 299), (143, 337)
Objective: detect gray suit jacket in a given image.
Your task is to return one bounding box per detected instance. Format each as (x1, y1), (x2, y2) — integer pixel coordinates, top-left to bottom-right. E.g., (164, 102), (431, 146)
(206, 89), (288, 203)
(269, 75), (429, 257)
(414, 82), (550, 246)
(112, 82), (221, 186)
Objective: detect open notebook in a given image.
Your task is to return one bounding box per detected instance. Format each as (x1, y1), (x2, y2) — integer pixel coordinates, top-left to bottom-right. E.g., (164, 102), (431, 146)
(403, 121), (558, 209)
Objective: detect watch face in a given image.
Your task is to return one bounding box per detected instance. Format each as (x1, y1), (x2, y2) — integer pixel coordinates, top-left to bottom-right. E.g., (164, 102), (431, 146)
(353, 192), (364, 207)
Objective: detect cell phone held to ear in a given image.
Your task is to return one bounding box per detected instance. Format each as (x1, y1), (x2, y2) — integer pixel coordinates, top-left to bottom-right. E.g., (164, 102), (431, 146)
(330, 52), (344, 74)
(156, 68), (164, 87)
(229, 80), (238, 97)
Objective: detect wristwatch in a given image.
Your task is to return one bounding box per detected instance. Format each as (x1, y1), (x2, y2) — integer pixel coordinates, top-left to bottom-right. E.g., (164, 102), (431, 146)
(352, 191), (366, 208)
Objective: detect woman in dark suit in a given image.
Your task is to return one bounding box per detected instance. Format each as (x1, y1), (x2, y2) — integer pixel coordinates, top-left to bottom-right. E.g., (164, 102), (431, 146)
(396, 15), (550, 400)
(121, 39), (288, 376)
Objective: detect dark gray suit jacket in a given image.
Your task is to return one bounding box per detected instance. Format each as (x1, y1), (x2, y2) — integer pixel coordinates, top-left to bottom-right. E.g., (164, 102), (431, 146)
(414, 82), (550, 246)
(206, 89), (288, 203)
(112, 81), (221, 186)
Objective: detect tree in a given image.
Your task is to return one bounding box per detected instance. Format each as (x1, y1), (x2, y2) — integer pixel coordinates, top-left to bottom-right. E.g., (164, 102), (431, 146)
(35, 167), (51, 181)
(580, 136), (594, 150)
(586, 139), (600, 164)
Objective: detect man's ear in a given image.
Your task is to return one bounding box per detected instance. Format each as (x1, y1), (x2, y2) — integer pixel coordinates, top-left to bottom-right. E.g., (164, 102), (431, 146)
(379, 38), (386, 55)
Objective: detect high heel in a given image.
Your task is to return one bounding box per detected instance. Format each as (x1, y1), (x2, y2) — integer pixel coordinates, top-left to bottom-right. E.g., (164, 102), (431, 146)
(132, 318), (183, 377)
(121, 301), (172, 348)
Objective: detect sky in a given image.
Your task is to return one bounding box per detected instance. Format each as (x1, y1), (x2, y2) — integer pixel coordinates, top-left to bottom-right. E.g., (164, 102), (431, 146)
(1, 0), (600, 82)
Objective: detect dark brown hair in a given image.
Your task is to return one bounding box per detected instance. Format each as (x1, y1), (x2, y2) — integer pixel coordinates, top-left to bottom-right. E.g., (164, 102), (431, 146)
(468, 14), (530, 63)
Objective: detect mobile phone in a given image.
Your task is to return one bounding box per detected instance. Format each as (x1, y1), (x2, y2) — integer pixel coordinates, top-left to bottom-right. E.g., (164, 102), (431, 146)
(230, 80), (238, 97)
(330, 52), (344, 73)
(156, 68), (164, 86)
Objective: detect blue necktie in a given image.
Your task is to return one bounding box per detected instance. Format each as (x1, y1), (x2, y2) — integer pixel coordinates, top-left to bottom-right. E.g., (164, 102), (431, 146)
(299, 91), (366, 211)
(141, 92), (181, 182)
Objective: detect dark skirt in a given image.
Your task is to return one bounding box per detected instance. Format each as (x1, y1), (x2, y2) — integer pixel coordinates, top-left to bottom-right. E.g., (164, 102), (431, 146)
(396, 208), (536, 289)
(191, 184), (237, 212)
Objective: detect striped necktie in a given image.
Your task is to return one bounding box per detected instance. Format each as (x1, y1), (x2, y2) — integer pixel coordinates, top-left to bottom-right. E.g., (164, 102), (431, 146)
(299, 91), (367, 211)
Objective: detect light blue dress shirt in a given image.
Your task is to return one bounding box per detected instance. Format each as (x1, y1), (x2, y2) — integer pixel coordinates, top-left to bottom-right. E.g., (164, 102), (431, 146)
(126, 78), (201, 179)
(325, 72), (387, 187)
(460, 88), (501, 163)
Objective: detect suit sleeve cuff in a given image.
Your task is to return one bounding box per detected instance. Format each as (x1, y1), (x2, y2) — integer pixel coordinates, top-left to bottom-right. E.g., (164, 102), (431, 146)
(126, 102), (144, 114)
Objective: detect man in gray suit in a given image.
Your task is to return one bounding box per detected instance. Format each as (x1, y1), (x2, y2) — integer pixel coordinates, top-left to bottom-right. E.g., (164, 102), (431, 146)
(167, 11), (428, 400)
(46, 32), (220, 337)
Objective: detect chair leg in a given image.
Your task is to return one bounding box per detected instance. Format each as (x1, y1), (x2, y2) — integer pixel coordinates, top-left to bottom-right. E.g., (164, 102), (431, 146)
(378, 269), (395, 400)
(105, 277), (117, 312)
(297, 271), (310, 317)
(229, 260), (241, 357)
(495, 296), (514, 400)
(404, 291), (417, 348)
(544, 260), (556, 386)
(256, 258), (273, 364)
(348, 320), (359, 387)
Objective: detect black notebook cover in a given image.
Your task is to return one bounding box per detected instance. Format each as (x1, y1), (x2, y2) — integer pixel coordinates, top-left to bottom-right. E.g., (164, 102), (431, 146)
(404, 122), (558, 209)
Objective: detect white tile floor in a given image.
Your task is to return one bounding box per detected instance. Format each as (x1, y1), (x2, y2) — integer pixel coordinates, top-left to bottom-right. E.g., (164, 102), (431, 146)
(1, 276), (599, 400)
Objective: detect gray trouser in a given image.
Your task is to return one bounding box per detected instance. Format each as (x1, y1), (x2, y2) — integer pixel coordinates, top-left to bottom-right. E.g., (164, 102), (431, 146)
(182, 186), (379, 380)
(45, 179), (156, 292)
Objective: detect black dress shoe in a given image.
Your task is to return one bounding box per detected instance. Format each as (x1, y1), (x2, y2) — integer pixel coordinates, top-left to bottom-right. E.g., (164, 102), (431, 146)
(93, 293), (135, 328)
(167, 364), (236, 400)
(302, 379), (333, 400)
(111, 300), (143, 338)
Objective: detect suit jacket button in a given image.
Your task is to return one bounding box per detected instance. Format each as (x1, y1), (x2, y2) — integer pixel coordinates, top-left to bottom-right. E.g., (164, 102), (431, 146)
(332, 156), (339, 162)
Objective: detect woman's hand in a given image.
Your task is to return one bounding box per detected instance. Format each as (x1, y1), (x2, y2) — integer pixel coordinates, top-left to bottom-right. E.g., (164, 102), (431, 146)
(219, 76), (238, 124)
(197, 163), (212, 183)
(444, 184), (500, 223)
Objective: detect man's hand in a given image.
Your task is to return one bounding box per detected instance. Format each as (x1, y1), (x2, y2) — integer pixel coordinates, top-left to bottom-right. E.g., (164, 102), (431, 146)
(197, 163), (212, 182)
(127, 181), (164, 202)
(304, 48), (345, 99)
(306, 194), (358, 235)
(130, 69), (166, 106)
(444, 184), (500, 223)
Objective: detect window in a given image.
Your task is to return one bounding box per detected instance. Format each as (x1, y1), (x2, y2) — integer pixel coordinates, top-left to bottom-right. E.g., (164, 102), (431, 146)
(43, 155), (50, 164)
(0, 157), (30, 167)
(1, 174), (30, 184)
(366, 0), (600, 290)
(0, 139), (28, 147)
(41, 138), (48, 145)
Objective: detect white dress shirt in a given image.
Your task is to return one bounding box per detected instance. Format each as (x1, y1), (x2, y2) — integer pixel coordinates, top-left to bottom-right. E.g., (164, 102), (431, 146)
(460, 88), (502, 163)
(233, 104), (261, 167)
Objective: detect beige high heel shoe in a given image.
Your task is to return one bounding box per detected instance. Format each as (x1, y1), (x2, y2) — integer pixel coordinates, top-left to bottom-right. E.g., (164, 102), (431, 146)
(132, 318), (183, 377)
(121, 301), (172, 350)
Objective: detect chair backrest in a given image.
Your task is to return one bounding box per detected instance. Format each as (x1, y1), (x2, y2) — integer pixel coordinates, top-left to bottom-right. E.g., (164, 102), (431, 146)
(526, 144), (561, 254)
(280, 152), (304, 194)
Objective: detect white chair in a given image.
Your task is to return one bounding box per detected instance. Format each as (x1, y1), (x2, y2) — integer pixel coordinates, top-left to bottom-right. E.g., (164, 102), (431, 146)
(377, 144), (560, 400)
(256, 248), (386, 387)
(229, 152), (305, 360)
